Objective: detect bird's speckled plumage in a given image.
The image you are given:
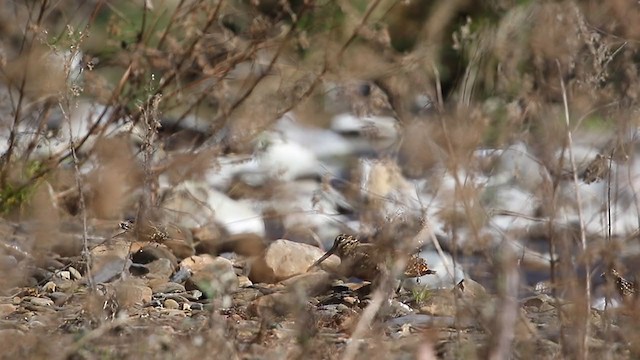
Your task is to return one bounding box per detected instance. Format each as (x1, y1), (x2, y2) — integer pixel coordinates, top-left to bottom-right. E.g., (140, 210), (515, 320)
(308, 234), (435, 281)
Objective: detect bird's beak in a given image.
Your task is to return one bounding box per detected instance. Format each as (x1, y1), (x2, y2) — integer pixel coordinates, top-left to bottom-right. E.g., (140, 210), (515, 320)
(307, 245), (337, 272)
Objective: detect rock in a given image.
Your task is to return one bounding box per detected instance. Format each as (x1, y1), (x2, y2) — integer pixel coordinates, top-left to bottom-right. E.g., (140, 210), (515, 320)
(57, 271), (71, 280)
(42, 281), (56, 293)
(29, 297), (53, 307)
(114, 280), (152, 308)
(249, 239), (339, 283)
(88, 239), (131, 284)
(48, 292), (68, 306)
(182, 255), (238, 297)
(192, 223), (228, 254)
(161, 182), (265, 236)
(164, 299), (180, 309)
(238, 275), (252, 288)
(151, 282), (186, 294)
(145, 258), (175, 280)
(216, 233), (266, 256)
(68, 266), (82, 280)
(0, 303), (17, 316)
(162, 309), (186, 317)
(170, 266), (192, 283)
(164, 239), (195, 259)
(132, 244), (178, 268)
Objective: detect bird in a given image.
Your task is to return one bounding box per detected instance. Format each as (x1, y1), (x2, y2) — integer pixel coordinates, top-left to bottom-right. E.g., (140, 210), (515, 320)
(602, 268), (636, 299)
(307, 234), (435, 282)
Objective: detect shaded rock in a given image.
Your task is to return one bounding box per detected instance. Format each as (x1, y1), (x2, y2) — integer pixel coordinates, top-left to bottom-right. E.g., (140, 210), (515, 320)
(217, 233), (266, 256)
(192, 223), (228, 254)
(88, 238), (130, 284)
(170, 266), (192, 283)
(88, 254), (128, 284)
(249, 239), (339, 283)
(164, 238), (195, 259)
(132, 244), (178, 268)
(145, 258), (175, 280)
(48, 292), (68, 306)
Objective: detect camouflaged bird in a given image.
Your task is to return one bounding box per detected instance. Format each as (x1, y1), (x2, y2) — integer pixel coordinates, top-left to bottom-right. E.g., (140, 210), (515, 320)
(308, 234), (435, 281)
(602, 268), (636, 299)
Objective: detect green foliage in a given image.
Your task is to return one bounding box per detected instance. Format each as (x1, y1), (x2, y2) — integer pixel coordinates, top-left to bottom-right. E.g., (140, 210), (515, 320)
(411, 286), (432, 305)
(0, 161), (44, 215)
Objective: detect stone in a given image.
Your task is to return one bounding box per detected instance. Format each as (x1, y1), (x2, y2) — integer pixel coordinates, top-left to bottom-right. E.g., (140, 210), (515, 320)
(88, 238), (131, 284)
(164, 239), (195, 260)
(192, 223), (227, 254)
(182, 255), (238, 297)
(164, 299), (180, 309)
(0, 303), (17, 317)
(145, 258), (175, 280)
(151, 282), (186, 294)
(216, 233), (266, 256)
(68, 266), (82, 280)
(238, 275), (252, 288)
(249, 239), (339, 283)
(29, 297), (53, 307)
(132, 244), (178, 268)
(114, 280), (152, 308)
(42, 281), (56, 293)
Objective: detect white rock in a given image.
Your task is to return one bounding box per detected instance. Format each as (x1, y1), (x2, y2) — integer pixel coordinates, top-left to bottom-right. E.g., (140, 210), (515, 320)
(256, 135), (319, 181)
(207, 189), (265, 236)
(274, 114), (354, 160)
(161, 181), (265, 236)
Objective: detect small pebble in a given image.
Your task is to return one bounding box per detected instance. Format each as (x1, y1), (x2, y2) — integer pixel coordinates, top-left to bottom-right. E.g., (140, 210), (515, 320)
(343, 296), (358, 305)
(238, 276), (252, 288)
(189, 302), (204, 311)
(164, 299), (180, 310)
(68, 267), (82, 280)
(57, 271), (71, 280)
(30, 297), (54, 307)
(42, 281), (56, 293)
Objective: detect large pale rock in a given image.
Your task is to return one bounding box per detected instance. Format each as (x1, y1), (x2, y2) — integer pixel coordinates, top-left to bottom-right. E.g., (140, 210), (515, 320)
(114, 279), (152, 309)
(182, 255), (238, 297)
(249, 239), (339, 283)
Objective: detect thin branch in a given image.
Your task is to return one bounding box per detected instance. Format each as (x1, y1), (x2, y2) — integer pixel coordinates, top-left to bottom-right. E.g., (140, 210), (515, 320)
(557, 59), (590, 359)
